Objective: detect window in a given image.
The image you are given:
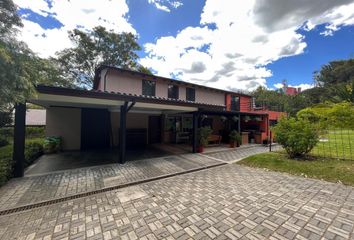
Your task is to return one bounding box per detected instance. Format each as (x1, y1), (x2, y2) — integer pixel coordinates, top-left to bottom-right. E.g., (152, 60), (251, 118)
(168, 84), (179, 99)
(186, 87), (195, 102)
(231, 96), (240, 111)
(142, 80), (156, 96)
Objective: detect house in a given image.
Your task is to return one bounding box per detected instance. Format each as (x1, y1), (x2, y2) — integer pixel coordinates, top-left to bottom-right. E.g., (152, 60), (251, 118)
(12, 65), (285, 177)
(11, 109), (46, 126)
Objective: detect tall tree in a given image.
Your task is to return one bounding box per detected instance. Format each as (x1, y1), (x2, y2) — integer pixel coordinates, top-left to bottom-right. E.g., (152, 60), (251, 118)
(313, 58), (354, 103)
(56, 26), (148, 88)
(0, 0), (22, 36)
(0, 0), (69, 127)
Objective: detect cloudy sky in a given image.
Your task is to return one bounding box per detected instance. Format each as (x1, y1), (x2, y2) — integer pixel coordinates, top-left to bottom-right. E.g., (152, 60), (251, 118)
(14, 0), (354, 91)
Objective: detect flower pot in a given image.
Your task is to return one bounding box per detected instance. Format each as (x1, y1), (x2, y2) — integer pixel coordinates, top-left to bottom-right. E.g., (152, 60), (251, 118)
(197, 146), (204, 153)
(229, 142), (236, 148)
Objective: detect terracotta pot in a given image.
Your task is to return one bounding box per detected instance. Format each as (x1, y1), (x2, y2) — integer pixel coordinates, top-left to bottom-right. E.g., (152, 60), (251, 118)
(229, 142), (236, 148)
(197, 146), (204, 153)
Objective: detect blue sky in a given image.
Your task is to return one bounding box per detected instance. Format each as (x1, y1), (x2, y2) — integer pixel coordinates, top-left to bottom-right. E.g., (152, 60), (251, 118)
(14, 0), (354, 91)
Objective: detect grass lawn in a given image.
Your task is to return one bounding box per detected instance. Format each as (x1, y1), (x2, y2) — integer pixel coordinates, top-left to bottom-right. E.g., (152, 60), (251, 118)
(238, 152), (354, 186)
(311, 129), (354, 160)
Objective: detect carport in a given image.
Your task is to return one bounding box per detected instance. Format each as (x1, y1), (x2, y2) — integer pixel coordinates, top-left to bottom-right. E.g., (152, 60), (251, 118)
(13, 85), (223, 177)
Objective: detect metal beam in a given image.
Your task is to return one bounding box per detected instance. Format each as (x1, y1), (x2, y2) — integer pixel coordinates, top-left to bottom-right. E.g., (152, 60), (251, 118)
(119, 102), (128, 164)
(13, 103), (26, 177)
(238, 114), (241, 133)
(192, 112), (199, 153)
(126, 101), (135, 113)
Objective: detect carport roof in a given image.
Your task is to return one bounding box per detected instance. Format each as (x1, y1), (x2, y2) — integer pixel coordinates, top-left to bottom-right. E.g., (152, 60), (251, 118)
(31, 85), (225, 111)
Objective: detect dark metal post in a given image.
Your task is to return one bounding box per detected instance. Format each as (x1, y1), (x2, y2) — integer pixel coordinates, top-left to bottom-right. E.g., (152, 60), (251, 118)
(237, 114), (241, 132)
(269, 131), (272, 152)
(13, 103), (26, 177)
(119, 102), (128, 164)
(192, 112), (199, 153)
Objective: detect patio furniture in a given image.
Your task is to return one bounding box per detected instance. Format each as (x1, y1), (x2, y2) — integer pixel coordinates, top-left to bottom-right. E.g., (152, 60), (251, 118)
(241, 132), (249, 145)
(208, 134), (222, 144)
(176, 132), (190, 143)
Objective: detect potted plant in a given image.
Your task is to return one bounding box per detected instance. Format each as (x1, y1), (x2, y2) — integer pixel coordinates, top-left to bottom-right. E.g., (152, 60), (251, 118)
(197, 126), (212, 153)
(229, 130), (241, 148)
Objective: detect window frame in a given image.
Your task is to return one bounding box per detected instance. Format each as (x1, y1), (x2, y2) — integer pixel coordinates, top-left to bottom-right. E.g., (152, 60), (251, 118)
(230, 95), (240, 111)
(168, 84), (179, 99)
(186, 87), (195, 102)
(142, 79), (156, 97)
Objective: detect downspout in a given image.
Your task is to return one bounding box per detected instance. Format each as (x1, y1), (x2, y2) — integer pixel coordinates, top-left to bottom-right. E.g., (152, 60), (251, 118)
(103, 69), (109, 91)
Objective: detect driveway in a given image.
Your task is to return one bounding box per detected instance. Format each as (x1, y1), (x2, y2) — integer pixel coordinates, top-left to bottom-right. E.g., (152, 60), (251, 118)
(0, 164), (353, 240)
(0, 153), (223, 212)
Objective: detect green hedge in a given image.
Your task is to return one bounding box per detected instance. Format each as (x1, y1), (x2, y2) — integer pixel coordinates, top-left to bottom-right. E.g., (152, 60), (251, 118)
(0, 139), (44, 186)
(0, 127), (45, 140)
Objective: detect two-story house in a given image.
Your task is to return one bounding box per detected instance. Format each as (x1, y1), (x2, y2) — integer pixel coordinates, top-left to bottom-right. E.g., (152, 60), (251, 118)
(12, 65), (285, 176)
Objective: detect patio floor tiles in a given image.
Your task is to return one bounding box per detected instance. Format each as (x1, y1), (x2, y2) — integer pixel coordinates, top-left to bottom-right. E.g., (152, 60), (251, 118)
(0, 153), (222, 211)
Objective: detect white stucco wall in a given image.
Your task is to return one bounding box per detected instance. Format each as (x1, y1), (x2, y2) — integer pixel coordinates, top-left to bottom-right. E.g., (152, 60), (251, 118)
(45, 107), (81, 150)
(98, 69), (225, 106)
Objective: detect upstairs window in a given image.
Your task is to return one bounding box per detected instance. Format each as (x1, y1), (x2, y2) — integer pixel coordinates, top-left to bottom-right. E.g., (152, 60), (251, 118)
(142, 80), (156, 96)
(168, 85), (179, 99)
(186, 87), (195, 102)
(231, 96), (240, 111)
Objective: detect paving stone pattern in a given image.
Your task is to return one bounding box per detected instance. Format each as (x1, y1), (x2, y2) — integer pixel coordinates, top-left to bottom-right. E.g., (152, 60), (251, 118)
(0, 154), (219, 211)
(204, 144), (281, 162)
(0, 164), (353, 240)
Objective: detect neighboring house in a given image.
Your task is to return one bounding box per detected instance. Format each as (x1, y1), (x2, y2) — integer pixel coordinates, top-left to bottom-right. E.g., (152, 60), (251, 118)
(283, 84), (301, 96)
(12, 65), (285, 176)
(10, 109), (46, 126)
(25, 109), (46, 126)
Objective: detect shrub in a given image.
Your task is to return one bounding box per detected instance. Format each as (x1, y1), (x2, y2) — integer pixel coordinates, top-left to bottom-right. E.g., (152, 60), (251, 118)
(273, 117), (319, 158)
(0, 127), (45, 140)
(24, 139), (44, 168)
(26, 127), (45, 138)
(0, 127), (13, 139)
(0, 145), (13, 186)
(43, 136), (62, 153)
(0, 136), (9, 147)
(197, 127), (212, 147)
(0, 139), (44, 186)
(229, 130), (241, 144)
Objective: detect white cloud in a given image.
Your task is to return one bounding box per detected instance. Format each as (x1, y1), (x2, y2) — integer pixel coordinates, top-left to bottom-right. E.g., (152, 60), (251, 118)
(147, 0), (183, 12)
(141, 0), (354, 91)
(14, 0), (135, 57)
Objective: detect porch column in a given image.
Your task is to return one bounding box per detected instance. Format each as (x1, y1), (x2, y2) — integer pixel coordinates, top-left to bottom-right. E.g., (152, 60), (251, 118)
(238, 114), (241, 132)
(13, 103), (26, 177)
(192, 112), (199, 153)
(119, 102), (128, 164)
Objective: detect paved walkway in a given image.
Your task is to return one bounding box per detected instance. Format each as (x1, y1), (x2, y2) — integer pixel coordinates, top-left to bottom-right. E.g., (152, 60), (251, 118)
(0, 164), (353, 240)
(0, 154), (221, 211)
(203, 144), (281, 163)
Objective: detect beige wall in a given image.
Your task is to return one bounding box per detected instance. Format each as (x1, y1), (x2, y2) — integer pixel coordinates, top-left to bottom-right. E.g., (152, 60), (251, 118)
(196, 89), (225, 106)
(110, 112), (149, 146)
(98, 70), (225, 106)
(46, 107), (81, 150)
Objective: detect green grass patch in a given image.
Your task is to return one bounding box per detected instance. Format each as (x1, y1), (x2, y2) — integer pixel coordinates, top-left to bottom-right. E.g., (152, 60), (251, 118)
(238, 152), (354, 186)
(311, 129), (354, 160)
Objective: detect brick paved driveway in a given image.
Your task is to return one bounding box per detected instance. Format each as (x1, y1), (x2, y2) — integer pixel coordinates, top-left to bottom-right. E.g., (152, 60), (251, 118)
(0, 164), (353, 240)
(203, 144), (281, 163)
(0, 154), (221, 212)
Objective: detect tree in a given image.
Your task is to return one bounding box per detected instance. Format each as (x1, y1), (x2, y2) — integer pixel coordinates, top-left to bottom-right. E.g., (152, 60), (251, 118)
(0, 0), (68, 127)
(0, 0), (22, 36)
(313, 59), (354, 103)
(56, 26), (148, 88)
